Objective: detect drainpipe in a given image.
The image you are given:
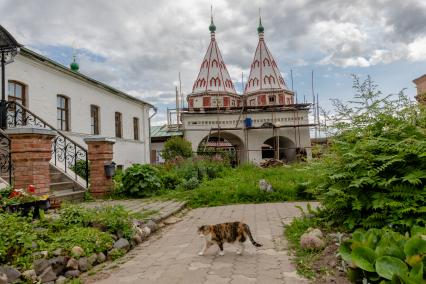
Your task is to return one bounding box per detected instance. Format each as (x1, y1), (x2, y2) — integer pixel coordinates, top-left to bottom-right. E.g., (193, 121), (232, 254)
(148, 105), (157, 164)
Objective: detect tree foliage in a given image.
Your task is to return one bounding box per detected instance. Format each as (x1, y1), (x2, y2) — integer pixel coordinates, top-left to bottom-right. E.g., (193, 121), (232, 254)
(316, 75), (426, 232)
(162, 136), (193, 161)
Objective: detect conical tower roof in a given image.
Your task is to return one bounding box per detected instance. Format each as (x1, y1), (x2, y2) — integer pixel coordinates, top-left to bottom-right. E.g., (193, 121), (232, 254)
(244, 18), (288, 94)
(191, 16), (237, 95)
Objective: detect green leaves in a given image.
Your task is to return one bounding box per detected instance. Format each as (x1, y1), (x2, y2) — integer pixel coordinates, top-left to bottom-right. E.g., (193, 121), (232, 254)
(341, 228), (426, 283)
(351, 246), (377, 272)
(375, 256), (408, 280)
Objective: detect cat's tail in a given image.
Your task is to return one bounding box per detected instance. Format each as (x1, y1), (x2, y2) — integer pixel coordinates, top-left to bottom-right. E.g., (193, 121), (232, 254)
(243, 224), (262, 247)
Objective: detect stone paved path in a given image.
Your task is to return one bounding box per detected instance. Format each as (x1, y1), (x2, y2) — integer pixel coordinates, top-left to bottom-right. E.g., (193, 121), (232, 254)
(83, 199), (187, 222)
(88, 202), (317, 284)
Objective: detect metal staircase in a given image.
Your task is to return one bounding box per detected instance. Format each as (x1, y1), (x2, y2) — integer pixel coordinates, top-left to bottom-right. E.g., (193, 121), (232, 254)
(0, 101), (89, 201)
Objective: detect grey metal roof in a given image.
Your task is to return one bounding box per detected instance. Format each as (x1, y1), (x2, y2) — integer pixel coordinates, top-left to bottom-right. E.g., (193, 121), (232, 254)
(151, 125), (183, 138)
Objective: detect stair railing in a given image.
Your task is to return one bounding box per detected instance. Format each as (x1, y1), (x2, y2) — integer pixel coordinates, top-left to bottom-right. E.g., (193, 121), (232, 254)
(4, 101), (89, 188)
(0, 127), (12, 185)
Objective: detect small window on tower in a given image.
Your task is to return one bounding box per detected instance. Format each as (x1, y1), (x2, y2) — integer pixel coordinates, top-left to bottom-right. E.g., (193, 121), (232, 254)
(269, 95), (276, 104)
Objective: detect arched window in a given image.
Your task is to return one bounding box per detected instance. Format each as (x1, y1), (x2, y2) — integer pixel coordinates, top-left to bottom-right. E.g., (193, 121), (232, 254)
(211, 59), (218, 67)
(8, 81), (27, 106)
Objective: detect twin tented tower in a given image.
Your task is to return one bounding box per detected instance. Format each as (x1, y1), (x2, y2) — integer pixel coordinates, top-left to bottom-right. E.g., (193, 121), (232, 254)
(180, 15), (312, 164)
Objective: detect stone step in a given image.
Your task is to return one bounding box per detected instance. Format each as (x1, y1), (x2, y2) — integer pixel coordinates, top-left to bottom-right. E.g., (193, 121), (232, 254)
(50, 181), (76, 191)
(51, 189), (85, 202)
(50, 172), (69, 183)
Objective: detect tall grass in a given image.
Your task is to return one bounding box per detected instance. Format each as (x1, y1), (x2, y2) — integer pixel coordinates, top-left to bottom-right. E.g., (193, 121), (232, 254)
(156, 163), (323, 208)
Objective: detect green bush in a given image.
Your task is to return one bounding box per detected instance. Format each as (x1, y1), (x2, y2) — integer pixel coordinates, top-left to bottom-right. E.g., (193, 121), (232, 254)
(122, 164), (162, 197)
(159, 171), (182, 190)
(315, 76), (426, 232)
(70, 159), (89, 180)
(162, 136), (193, 161)
(339, 227), (426, 283)
(178, 177), (200, 190)
(0, 213), (38, 269)
(46, 226), (113, 257)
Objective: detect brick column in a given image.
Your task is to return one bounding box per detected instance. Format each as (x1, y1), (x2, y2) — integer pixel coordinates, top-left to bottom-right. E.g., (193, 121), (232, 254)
(84, 137), (115, 198)
(6, 128), (56, 195)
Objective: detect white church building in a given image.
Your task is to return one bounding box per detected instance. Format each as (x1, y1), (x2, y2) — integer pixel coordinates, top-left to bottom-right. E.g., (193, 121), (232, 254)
(181, 17), (312, 164)
(4, 47), (154, 168)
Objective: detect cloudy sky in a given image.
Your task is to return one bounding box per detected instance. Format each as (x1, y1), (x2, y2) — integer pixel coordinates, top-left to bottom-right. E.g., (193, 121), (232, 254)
(2, 0), (426, 124)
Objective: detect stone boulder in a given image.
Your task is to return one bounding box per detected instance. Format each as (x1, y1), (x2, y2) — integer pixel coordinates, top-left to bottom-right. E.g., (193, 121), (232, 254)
(88, 254), (98, 266)
(0, 266), (21, 283)
(78, 257), (89, 272)
(71, 246), (84, 258)
(39, 266), (57, 283)
(64, 270), (80, 279)
(299, 227), (326, 250)
(113, 238), (130, 251)
(0, 273), (7, 284)
(49, 256), (66, 276)
(66, 258), (79, 270)
(22, 270), (37, 283)
(146, 220), (158, 232)
(97, 252), (106, 264)
(34, 258), (51, 275)
(55, 276), (67, 284)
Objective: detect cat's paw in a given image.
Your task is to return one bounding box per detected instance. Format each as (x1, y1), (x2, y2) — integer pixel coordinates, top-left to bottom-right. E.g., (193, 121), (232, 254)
(218, 251), (225, 256)
(198, 251), (204, 256)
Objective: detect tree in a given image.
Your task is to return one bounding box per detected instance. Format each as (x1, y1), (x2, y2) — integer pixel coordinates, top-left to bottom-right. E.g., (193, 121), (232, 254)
(162, 136), (193, 161)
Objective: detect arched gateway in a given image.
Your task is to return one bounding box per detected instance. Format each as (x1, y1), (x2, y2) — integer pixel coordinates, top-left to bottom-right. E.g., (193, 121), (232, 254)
(198, 131), (245, 165)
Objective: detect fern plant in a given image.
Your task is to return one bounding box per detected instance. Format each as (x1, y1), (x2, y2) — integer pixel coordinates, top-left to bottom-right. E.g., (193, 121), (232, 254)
(315, 75), (426, 232)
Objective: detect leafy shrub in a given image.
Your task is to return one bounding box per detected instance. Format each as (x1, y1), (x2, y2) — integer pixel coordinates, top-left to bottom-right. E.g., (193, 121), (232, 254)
(160, 171), (182, 190)
(162, 136), (193, 161)
(339, 227), (426, 283)
(0, 213), (38, 268)
(58, 204), (93, 227)
(178, 177), (200, 190)
(316, 76), (426, 232)
(70, 159), (89, 180)
(91, 205), (135, 239)
(122, 164), (162, 197)
(46, 226), (113, 257)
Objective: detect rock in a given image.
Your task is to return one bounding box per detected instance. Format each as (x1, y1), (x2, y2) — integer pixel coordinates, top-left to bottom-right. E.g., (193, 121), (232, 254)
(66, 258), (79, 270)
(97, 252), (106, 264)
(117, 230), (124, 239)
(0, 273), (6, 284)
(113, 238), (130, 251)
(0, 266), (20, 283)
(146, 220), (158, 232)
(306, 228), (323, 239)
(87, 254), (98, 266)
(259, 179), (273, 192)
(142, 226), (151, 236)
(164, 217), (181, 225)
(34, 258), (51, 275)
(71, 246), (84, 257)
(39, 266), (57, 283)
(78, 257), (89, 272)
(22, 270), (37, 282)
(64, 270), (80, 279)
(300, 233), (325, 250)
(111, 234), (118, 241)
(55, 276), (67, 284)
(132, 234), (142, 244)
(49, 256), (66, 276)
(158, 222), (166, 228)
(52, 249), (63, 257)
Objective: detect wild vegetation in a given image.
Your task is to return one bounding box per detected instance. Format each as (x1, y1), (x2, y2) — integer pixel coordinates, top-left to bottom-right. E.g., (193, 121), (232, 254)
(0, 204), (155, 270)
(286, 75), (426, 283)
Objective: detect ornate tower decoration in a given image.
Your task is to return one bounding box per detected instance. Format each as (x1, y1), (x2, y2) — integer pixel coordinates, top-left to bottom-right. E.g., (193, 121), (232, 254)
(70, 49), (79, 72)
(243, 15), (294, 107)
(187, 8), (241, 110)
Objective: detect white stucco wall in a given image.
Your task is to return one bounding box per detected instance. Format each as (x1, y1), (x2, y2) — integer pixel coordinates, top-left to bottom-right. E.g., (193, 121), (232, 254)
(2, 54), (152, 167)
(182, 109), (311, 164)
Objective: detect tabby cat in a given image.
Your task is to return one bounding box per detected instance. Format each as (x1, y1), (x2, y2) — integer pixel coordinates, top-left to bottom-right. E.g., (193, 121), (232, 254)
(197, 221), (262, 256)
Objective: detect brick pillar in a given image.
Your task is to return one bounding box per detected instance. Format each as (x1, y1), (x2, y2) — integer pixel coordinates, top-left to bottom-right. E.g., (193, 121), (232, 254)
(84, 137), (115, 198)
(6, 128), (56, 195)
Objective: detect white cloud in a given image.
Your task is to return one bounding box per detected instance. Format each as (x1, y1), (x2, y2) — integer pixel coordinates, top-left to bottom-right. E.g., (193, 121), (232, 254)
(408, 36), (426, 61)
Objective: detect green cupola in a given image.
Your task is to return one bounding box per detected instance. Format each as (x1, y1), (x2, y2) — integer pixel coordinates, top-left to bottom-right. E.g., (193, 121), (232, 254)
(257, 17), (264, 34)
(70, 55), (79, 72)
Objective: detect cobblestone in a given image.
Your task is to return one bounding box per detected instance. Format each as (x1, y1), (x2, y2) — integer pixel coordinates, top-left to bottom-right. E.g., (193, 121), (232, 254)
(88, 202), (317, 284)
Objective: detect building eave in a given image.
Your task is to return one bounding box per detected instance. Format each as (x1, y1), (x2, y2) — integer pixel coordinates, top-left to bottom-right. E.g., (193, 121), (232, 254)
(19, 47), (155, 109)
(413, 74), (426, 84)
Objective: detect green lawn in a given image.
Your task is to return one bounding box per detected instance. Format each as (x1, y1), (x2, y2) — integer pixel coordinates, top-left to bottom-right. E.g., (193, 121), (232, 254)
(156, 163), (322, 208)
